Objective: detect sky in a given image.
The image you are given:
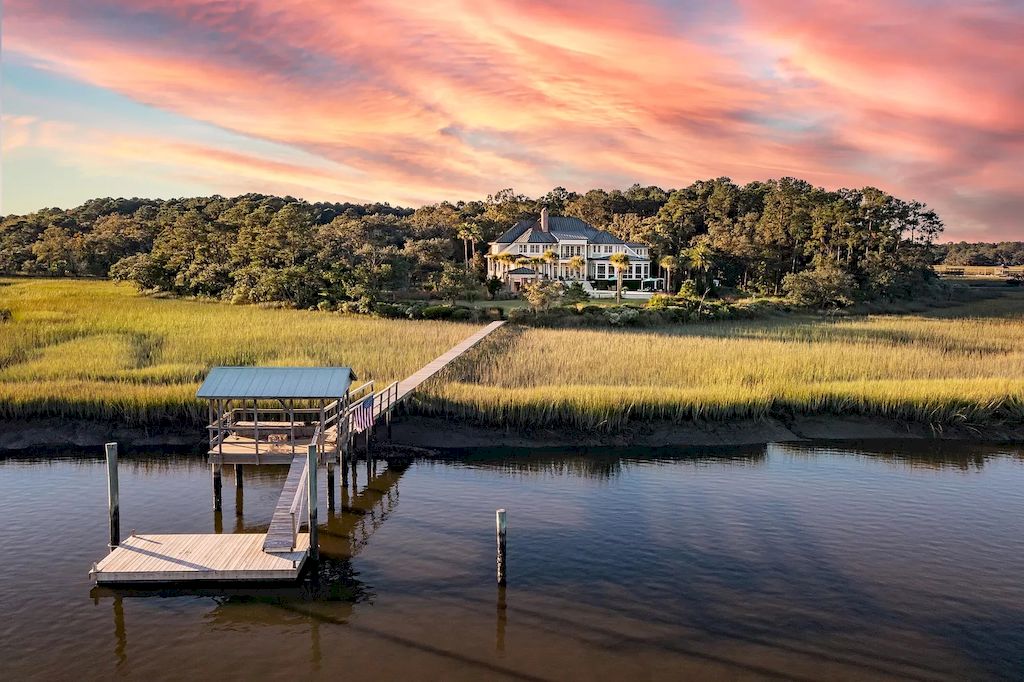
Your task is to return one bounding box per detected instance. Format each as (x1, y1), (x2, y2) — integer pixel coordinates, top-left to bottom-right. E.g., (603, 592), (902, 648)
(2, 0), (1022, 241)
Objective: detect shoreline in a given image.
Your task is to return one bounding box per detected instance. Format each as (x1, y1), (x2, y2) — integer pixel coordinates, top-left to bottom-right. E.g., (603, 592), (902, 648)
(2, 415), (1021, 454)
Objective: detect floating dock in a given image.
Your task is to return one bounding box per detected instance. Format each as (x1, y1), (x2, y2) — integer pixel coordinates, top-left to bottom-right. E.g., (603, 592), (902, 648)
(90, 320), (505, 585)
(91, 533), (309, 583)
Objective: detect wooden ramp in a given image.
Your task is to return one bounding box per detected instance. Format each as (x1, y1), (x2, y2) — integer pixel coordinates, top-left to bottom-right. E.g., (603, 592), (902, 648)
(395, 320), (505, 401)
(91, 533), (309, 584)
(264, 454), (307, 552)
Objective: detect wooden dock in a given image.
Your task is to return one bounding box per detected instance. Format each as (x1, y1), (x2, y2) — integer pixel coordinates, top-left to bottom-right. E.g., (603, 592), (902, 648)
(91, 533), (309, 583)
(395, 320), (504, 400)
(264, 454), (308, 552)
(91, 320), (506, 586)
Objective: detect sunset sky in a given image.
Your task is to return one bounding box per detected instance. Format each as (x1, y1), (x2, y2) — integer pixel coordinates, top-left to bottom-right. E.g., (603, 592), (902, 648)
(2, 0), (1022, 241)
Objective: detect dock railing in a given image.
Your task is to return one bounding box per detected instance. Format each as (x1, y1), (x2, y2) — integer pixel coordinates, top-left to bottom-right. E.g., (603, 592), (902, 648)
(343, 380), (400, 436)
(288, 459), (309, 551)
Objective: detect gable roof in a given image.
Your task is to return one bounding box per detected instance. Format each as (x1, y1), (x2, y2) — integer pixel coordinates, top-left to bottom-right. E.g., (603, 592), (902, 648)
(494, 219), (533, 243)
(493, 214), (631, 246)
(524, 228), (557, 244)
(197, 366), (357, 399)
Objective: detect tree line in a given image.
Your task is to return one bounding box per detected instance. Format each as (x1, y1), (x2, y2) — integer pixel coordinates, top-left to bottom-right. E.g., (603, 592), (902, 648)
(934, 241), (1024, 267)
(0, 178), (961, 307)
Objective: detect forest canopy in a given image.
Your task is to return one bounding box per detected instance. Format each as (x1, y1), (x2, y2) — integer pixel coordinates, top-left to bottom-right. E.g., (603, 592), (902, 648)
(0, 178), (976, 308)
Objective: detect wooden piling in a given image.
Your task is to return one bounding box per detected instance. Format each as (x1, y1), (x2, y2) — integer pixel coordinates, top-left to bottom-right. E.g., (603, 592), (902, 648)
(212, 463), (222, 511)
(496, 509), (507, 585)
(307, 444), (319, 561)
(105, 443), (120, 548)
(234, 463), (243, 489)
(326, 461), (336, 511)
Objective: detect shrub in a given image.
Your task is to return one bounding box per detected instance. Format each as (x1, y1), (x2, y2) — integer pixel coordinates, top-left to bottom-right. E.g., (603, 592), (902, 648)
(522, 280), (564, 310)
(677, 279), (699, 298)
(605, 306), (640, 327)
(783, 265), (856, 309)
(0, 308), (11, 323)
(421, 304), (457, 320)
(485, 277), (504, 300)
(646, 293), (674, 309)
(561, 281), (590, 305)
(372, 302), (411, 319)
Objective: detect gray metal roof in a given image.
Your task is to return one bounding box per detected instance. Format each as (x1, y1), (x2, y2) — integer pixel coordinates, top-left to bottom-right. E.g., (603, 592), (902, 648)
(525, 228), (557, 244)
(507, 266), (538, 275)
(197, 366), (357, 399)
(494, 219), (532, 243)
(493, 214), (639, 247)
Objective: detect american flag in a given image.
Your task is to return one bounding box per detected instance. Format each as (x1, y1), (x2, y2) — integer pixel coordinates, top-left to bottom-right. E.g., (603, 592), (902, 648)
(352, 394), (375, 433)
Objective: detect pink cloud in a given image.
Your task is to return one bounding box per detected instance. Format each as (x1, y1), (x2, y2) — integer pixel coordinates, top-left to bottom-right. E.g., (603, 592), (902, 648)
(4, 0), (1022, 239)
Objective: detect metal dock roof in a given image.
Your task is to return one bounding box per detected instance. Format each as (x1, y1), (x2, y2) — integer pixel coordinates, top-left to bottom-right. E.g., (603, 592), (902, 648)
(196, 366), (357, 399)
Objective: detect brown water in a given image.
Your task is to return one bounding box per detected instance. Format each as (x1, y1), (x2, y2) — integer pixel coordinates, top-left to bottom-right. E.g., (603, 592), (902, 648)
(2, 441), (1023, 681)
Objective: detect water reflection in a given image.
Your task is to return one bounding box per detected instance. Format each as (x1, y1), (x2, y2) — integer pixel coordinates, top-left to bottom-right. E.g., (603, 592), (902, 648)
(5, 442), (1024, 679)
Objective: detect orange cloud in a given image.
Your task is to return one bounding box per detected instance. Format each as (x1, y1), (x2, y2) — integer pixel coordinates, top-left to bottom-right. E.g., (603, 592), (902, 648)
(4, 0), (1022, 239)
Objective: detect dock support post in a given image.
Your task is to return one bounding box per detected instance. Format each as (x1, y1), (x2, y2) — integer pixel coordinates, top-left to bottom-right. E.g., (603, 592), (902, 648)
(212, 463), (222, 511)
(307, 444), (319, 561)
(234, 464), (243, 490)
(496, 509), (507, 585)
(326, 461), (335, 511)
(105, 442), (120, 548)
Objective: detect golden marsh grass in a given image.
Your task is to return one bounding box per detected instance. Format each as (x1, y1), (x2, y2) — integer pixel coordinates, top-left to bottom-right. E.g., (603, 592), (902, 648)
(1, 277), (1022, 430)
(416, 292), (1024, 429)
(0, 278), (475, 423)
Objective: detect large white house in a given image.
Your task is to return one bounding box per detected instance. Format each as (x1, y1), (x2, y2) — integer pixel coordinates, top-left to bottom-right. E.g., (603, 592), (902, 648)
(486, 208), (652, 285)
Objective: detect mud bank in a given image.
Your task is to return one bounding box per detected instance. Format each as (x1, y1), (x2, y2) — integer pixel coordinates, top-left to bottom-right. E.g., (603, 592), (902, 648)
(2, 414), (1022, 454)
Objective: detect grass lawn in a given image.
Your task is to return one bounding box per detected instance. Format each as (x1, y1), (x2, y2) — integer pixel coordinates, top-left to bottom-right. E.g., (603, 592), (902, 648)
(2, 277), (1023, 431)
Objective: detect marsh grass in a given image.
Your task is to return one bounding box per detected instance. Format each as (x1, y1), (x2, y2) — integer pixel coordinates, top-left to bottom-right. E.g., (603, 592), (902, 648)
(415, 292), (1024, 429)
(2, 278), (1022, 431)
(0, 278), (475, 423)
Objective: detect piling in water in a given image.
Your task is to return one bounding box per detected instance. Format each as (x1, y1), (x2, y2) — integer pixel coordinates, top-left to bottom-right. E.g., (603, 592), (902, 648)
(496, 508), (507, 585)
(105, 443), (120, 548)
(307, 444), (319, 561)
(212, 464), (222, 511)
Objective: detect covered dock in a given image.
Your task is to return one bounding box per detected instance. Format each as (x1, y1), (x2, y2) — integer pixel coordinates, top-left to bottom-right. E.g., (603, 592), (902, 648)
(90, 321), (506, 585)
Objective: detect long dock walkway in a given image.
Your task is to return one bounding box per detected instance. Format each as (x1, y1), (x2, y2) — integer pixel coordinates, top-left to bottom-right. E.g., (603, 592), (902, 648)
(395, 320), (504, 400)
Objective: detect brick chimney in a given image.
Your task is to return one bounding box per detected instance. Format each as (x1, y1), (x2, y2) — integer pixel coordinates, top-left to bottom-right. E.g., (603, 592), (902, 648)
(540, 207), (549, 232)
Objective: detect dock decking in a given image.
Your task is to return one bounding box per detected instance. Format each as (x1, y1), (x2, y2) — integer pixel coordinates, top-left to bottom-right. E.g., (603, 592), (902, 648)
(395, 320), (504, 401)
(264, 454), (307, 552)
(91, 533), (310, 583)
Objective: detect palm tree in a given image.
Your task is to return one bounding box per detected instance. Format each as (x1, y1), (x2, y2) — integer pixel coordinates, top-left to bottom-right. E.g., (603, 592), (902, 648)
(494, 253), (515, 280)
(687, 241), (715, 289)
(608, 252), (631, 303)
(567, 255), (586, 280)
(542, 249), (558, 279)
(457, 221), (482, 270)
(659, 255), (678, 293)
